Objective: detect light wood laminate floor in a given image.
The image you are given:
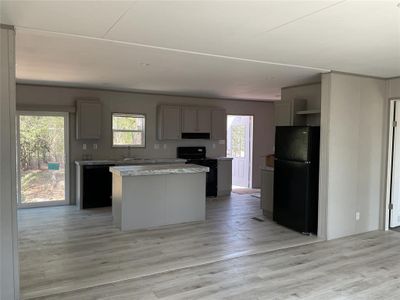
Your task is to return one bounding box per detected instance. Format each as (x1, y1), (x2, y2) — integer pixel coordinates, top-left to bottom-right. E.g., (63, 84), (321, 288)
(21, 194), (400, 299)
(18, 194), (318, 299)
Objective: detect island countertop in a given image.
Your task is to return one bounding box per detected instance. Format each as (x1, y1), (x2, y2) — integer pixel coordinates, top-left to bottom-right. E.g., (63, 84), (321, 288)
(109, 164), (209, 177)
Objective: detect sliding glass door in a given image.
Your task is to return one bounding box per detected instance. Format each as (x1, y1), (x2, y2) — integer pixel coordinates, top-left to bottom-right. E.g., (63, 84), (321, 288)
(16, 111), (69, 207)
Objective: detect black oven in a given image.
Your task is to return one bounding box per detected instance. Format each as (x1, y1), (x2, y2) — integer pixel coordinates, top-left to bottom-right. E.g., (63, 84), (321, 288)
(177, 146), (217, 197)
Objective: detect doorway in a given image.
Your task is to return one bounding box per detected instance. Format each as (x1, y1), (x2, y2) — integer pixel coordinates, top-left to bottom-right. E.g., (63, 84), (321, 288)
(227, 115), (253, 188)
(388, 100), (400, 230)
(16, 111), (69, 208)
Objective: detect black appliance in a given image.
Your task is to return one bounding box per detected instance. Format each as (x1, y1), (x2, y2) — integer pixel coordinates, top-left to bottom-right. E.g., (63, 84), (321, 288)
(177, 146), (217, 197)
(82, 164), (114, 208)
(273, 126), (320, 235)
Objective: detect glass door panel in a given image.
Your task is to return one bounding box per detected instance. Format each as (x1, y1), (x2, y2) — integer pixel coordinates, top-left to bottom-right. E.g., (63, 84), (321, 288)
(17, 112), (69, 207)
(227, 115), (253, 188)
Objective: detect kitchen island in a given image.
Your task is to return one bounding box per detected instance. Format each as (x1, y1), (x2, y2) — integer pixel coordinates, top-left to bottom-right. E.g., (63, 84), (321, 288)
(75, 158), (186, 209)
(110, 164), (209, 231)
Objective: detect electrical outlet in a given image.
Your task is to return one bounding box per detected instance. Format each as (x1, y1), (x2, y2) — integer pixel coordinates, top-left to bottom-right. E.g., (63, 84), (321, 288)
(218, 140), (226, 145)
(93, 144), (98, 150)
(212, 143), (216, 149)
(163, 144), (167, 150)
(355, 212), (360, 221)
(82, 144), (87, 150)
(154, 144), (160, 150)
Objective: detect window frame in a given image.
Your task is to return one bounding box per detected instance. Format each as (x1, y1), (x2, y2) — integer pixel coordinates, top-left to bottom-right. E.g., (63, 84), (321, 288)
(111, 112), (146, 148)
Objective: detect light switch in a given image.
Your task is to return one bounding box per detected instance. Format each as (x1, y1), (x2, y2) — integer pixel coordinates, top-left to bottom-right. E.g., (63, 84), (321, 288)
(154, 144), (160, 150)
(82, 144), (87, 150)
(93, 144), (98, 150)
(212, 143), (216, 149)
(163, 144), (167, 150)
(355, 212), (360, 221)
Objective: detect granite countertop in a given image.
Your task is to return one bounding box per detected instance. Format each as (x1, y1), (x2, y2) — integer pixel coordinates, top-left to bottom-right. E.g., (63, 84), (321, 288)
(75, 158), (187, 166)
(109, 164), (209, 177)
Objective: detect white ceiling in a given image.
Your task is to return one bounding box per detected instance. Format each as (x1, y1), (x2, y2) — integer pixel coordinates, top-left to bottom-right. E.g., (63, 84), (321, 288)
(1, 0), (399, 101)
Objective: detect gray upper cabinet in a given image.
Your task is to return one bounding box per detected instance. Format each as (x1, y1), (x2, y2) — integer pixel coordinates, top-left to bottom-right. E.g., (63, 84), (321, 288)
(274, 101), (292, 126)
(274, 98), (307, 126)
(76, 99), (102, 140)
(157, 105), (181, 140)
(181, 106), (212, 133)
(197, 108), (211, 133)
(158, 104), (226, 140)
(181, 107), (198, 132)
(211, 109), (226, 140)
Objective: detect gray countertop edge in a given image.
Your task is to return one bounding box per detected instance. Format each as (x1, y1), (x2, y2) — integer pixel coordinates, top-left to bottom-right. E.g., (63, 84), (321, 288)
(75, 158), (187, 166)
(109, 164), (210, 177)
(261, 166), (274, 171)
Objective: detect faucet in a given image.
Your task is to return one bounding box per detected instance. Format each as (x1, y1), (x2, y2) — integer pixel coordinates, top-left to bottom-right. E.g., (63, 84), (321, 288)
(127, 146), (133, 159)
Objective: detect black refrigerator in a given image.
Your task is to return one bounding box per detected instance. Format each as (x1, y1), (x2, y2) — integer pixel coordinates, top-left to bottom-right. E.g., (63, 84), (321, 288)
(273, 126), (320, 235)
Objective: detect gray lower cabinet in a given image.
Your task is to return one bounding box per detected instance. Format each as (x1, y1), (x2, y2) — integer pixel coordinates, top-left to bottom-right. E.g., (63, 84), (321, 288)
(261, 168), (274, 218)
(76, 99), (102, 140)
(112, 171), (206, 231)
(217, 159), (232, 196)
(157, 105), (181, 140)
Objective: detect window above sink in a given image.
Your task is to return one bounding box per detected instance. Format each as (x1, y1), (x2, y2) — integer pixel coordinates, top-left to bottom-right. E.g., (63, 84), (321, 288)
(112, 113), (146, 148)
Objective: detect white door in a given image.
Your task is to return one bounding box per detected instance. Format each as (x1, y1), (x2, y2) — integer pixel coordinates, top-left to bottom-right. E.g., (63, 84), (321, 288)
(391, 101), (400, 227)
(227, 115), (253, 188)
(16, 111), (70, 208)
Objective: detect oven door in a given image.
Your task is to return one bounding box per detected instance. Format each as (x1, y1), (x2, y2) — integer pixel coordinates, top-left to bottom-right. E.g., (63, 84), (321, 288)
(187, 159), (217, 197)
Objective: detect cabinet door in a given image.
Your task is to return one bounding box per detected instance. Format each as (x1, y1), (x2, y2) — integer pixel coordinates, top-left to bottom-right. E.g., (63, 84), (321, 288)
(161, 105), (181, 140)
(211, 109), (226, 140)
(182, 107), (198, 132)
(291, 99), (307, 126)
(274, 101), (292, 126)
(261, 170), (274, 213)
(217, 160), (232, 196)
(274, 99), (307, 126)
(76, 100), (102, 139)
(197, 108), (211, 133)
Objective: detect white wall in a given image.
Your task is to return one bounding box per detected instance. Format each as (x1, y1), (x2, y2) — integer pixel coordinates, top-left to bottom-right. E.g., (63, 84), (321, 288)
(16, 84), (275, 198)
(320, 73), (386, 240)
(0, 26), (19, 300)
(318, 76), (331, 238)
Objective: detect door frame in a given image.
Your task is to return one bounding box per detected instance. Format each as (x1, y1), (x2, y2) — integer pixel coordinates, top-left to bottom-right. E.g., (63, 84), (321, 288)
(226, 114), (254, 188)
(16, 111), (70, 208)
(385, 99), (400, 230)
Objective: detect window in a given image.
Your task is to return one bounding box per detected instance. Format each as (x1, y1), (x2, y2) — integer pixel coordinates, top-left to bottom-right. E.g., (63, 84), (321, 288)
(112, 113), (145, 147)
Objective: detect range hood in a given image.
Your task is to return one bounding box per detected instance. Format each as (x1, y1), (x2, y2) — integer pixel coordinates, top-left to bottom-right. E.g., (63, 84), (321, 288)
(181, 132), (210, 140)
